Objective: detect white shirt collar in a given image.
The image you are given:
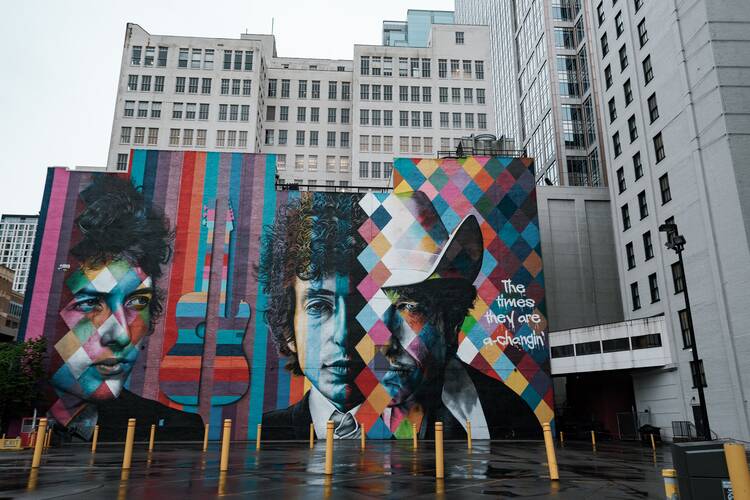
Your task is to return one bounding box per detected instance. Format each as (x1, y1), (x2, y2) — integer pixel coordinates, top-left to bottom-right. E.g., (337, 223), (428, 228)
(308, 385), (361, 438)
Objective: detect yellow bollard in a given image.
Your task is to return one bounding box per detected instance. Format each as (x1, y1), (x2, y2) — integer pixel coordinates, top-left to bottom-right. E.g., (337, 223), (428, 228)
(256, 423), (262, 451)
(542, 422), (559, 481)
(203, 423), (209, 452)
(662, 469), (679, 499)
(560, 431), (564, 446)
(91, 425), (100, 453)
(466, 420), (472, 450)
(122, 418), (136, 470)
(218, 471), (227, 496)
(650, 433), (656, 452)
(220, 419), (231, 472)
(591, 430), (596, 450)
(309, 423), (315, 449)
(360, 426), (366, 450)
(724, 443), (750, 500)
(148, 424), (156, 451)
(44, 428), (52, 449)
(30, 418), (48, 469)
(435, 421), (445, 479)
(412, 423), (418, 450)
(324, 420), (334, 475)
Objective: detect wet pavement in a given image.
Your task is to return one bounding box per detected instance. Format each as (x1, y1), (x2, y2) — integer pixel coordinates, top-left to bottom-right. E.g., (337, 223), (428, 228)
(0, 439), (671, 499)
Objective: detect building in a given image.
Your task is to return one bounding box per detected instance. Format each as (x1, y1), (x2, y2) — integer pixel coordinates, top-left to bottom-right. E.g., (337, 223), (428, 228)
(382, 9), (455, 47)
(0, 214), (38, 294)
(107, 22), (494, 190)
(455, 0), (607, 188)
(0, 265), (23, 342)
(586, 0), (750, 441)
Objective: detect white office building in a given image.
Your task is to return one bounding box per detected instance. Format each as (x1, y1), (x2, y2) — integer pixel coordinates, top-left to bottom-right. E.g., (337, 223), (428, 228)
(107, 23), (494, 189)
(0, 215), (38, 294)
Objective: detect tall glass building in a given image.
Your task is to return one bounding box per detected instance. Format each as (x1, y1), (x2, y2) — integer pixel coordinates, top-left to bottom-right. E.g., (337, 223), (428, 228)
(455, 0), (606, 187)
(382, 10), (455, 48)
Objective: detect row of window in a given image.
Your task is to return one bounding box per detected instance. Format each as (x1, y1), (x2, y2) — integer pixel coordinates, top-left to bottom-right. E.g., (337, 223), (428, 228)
(119, 128), (251, 149)
(359, 85), (487, 105)
(131, 46), (255, 72)
(358, 161), (394, 179)
(267, 80), (351, 100)
(275, 154), (352, 174)
(266, 105), (349, 124)
(630, 272), (660, 309)
(359, 56), (484, 80)
(264, 129), (349, 148)
(551, 333), (663, 358)
(127, 75), (255, 96)
(359, 136), (435, 155)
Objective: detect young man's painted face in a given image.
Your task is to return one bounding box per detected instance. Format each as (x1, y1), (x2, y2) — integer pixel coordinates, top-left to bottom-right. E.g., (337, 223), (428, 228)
(51, 259), (153, 402)
(292, 273), (362, 412)
(379, 286), (450, 406)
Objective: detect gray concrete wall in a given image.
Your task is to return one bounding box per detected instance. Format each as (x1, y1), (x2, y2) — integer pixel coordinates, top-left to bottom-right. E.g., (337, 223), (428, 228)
(537, 186), (623, 332)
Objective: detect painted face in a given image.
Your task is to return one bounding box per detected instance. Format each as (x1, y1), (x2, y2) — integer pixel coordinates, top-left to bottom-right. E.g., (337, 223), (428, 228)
(292, 273), (361, 411)
(51, 259), (153, 402)
(380, 288), (449, 406)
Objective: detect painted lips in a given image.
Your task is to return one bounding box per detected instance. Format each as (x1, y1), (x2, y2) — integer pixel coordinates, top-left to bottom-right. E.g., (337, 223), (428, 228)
(92, 358), (129, 377)
(322, 360), (363, 377)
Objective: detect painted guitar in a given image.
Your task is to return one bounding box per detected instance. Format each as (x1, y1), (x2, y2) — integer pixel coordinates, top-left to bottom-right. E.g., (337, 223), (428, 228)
(160, 200), (251, 410)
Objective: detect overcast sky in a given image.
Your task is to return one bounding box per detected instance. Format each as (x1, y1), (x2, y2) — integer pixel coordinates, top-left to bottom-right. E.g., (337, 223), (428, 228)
(0, 0), (454, 215)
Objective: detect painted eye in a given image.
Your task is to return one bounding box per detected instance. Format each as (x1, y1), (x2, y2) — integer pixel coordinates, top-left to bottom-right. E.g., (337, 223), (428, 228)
(125, 294), (152, 311)
(305, 299), (332, 316)
(397, 301), (420, 313)
(72, 298), (102, 313)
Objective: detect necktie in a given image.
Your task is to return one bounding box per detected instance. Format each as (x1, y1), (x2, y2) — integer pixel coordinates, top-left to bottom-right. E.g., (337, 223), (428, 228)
(331, 410), (358, 438)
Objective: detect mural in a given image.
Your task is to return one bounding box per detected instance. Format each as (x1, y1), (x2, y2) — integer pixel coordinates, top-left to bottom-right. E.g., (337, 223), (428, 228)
(20, 151), (552, 441)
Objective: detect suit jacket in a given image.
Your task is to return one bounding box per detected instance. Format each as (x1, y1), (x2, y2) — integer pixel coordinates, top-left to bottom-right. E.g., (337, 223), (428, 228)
(262, 362), (542, 440)
(57, 389), (205, 442)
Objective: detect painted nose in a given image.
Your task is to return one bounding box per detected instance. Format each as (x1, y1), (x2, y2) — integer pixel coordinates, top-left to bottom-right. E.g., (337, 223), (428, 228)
(98, 304), (131, 349)
(332, 294), (349, 346)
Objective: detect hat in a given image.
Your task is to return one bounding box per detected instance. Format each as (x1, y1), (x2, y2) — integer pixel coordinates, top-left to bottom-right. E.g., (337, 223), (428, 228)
(368, 191), (483, 288)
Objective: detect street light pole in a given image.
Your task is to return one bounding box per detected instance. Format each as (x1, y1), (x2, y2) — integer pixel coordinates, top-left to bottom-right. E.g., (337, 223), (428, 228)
(659, 222), (711, 440)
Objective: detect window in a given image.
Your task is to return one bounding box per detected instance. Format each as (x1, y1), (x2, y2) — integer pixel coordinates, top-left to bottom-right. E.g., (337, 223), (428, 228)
(561, 104), (585, 148)
(557, 55), (580, 97)
(234, 51), (242, 70)
(475, 61), (484, 79)
(280, 106), (289, 121)
(638, 19), (649, 46)
(621, 204), (631, 229)
(268, 79), (277, 97)
(190, 48), (201, 69)
(634, 0), (643, 11)
(199, 103), (209, 120)
(615, 11), (624, 37)
(597, 2), (605, 25)
(643, 231), (654, 259)
(648, 93), (659, 122)
(556, 27), (576, 49)
(601, 33), (609, 56)
(311, 107), (319, 122)
(371, 162), (381, 179)
(626, 242), (636, 269)
(399, 57), (408, 77)
(410, 111), (419, 127)
(305, 130), (316, 146)
(218, 79), (228, 95)
(218, 104), (228, 121)
(438, 59), (447, 78)
(178, 48), (188, 68)
(372, 85), (381, 100)
(278, 129), (287, 145)
(342, 82), (351, 100)
(312, 81), (320, 99)
(478, 113), (487, 129)
(617, 167), (626, 193)
(359, 161), (369, 178)
(628, 115), (638, 142)
(158, 46), (168, 67)
(672, 261), (685, 293)
(172, 102), (183, 119)
(576, 341), (602, 355)
(411, 86), (420, 102)
(186, 103), (197, 120)
(327, 131), (336, 147)
(306, 155), (317, 171)
(328, 108), (337, 123)
(690, 360), (707, 388)
(137, 101), (148, 118)
(605, 65), (613, 88)
(124, 100), (135, 117)
(630, 282), (641, 310)
(141, 75), (152, 92)
(421, 58), (431, 78)
(455, 31), (464, 45)
(422, 112), (432, 128)
(462, 60), (472, 79)
(120, 126), (131, 144)
(360, 84), (369, 100)
(341, 108), (350, 124)
(633, 152), (643, 179)
(637, 190), (649, 219)
(298, 80), (308, 99)
(451, 87), (461, 103)
(297, 107), (306, 122)
(281, 79), (290, 98)
(603, 338), (631, 353)
(359, 135), (369, 152)
(551, 345), (574, 358)
(244, 51), (253, 70)
(203, 49), (213, 70)
(296, 130), (305, 146)
(202, 78), (212, 95)
(360, 109), (370, 126)
(463, 88), (472, 103)
(452, 113), (462, 128)
(265, 129), (274, 145)
(328, 81), (337, 100)
(182, 128), (193, 146)
(399, 86), (408, 102)
(360, 56), (370, 76)
(439, 87), (448, 103)
(477, 88), (486, 104)
(679, 309), (692, 348)
(295, 155), (304, 170)
(399, 111), (408, 127)
(608, 97), (617, 122)
(243, 79), (251, 96)
(423, 137), (433, 153)
(619, 45), (628, 71)
(266, 105), (276, 121)
(154, 76), (164, 92)
(188, 77), (199, 94)
(384, 110), (393, 126)
(632, 334), (662, 349)
(411, 137), (421, 153)
(643, 55), (653, 83)
(384, 85), (392, 101)
(169, 128), (180, 146)
(654, 132), (665, 162)
(613, 132), (622, 157)
(341, 131), (350, 148)
(116, 153), (128, 171)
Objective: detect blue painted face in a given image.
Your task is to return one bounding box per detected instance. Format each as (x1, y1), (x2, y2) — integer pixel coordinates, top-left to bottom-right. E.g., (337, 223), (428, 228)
(380, 290), (449, 406)
(292, 273), (360, 412)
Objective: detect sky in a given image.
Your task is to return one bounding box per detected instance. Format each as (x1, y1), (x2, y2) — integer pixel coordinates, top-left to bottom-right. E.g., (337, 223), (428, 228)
(0, 0), (454, 215)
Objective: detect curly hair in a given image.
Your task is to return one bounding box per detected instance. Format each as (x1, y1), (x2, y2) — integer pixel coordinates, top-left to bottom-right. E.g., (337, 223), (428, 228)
(257, 193), (365, 374)
(70, 174), (173, 321)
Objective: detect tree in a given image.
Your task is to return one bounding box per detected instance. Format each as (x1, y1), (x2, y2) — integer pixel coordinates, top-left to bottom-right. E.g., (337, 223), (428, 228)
(0, 338), (46, 431)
